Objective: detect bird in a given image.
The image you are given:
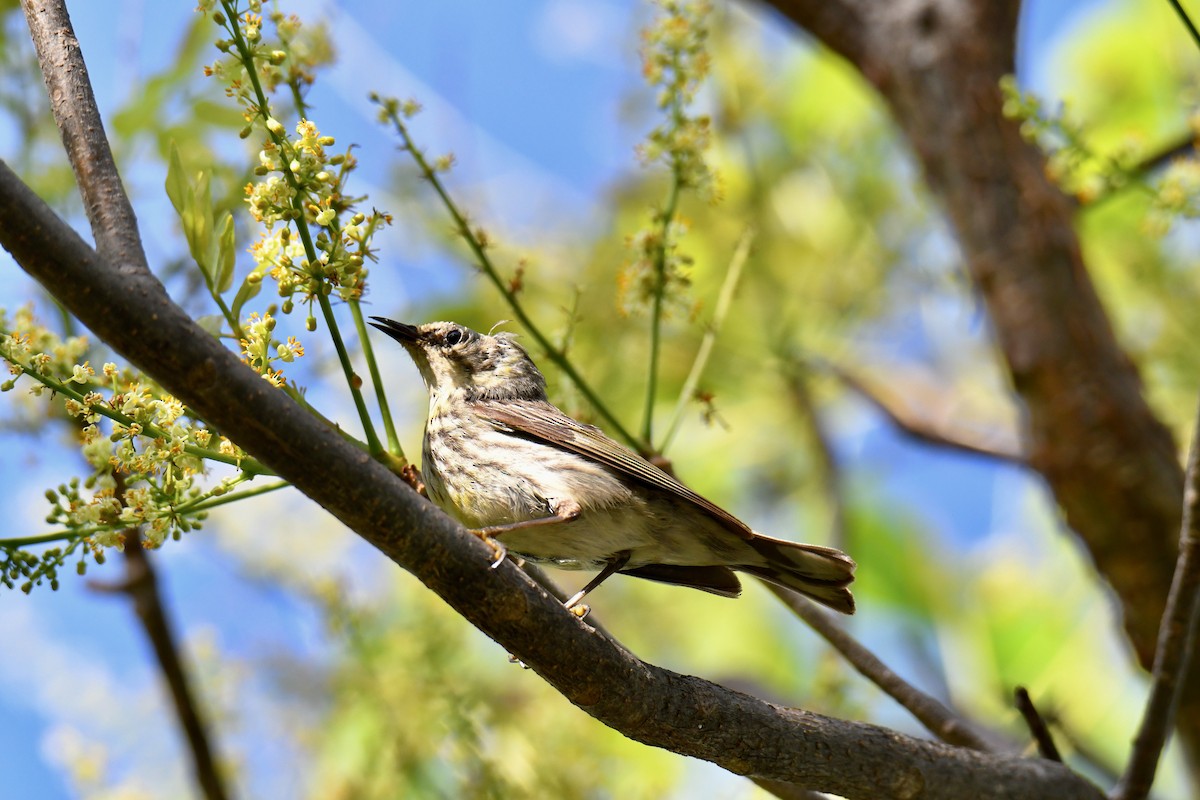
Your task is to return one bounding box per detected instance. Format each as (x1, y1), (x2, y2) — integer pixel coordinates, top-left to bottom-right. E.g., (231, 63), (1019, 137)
(369, 317), (856, 614)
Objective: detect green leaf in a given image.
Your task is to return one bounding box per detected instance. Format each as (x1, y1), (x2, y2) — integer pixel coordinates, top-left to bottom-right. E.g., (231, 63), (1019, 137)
(165, 142), (188, 216)
(231, 268), (265, 322)
(186, 171), (216, 287)
(216, 212), (236, 294)
(194, 315), (226, 338)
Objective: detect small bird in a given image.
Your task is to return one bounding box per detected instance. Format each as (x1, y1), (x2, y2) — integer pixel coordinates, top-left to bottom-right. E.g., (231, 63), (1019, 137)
(370, 318), (856, 614)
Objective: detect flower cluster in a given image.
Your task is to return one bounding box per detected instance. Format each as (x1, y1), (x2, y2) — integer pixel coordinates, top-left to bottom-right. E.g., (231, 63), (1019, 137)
(200, 1), (392, 337)
(0, 307), (254, 592)
(202, 1), (332, 112)
(619, 220), (695, 313)
(239, 311), (305, 387)
(637, 0), (718, 199)
(1000, 77), (1200, 234)
(1146, 155), (1200, 236)
(620, 1), (715, 317)
(999, 76), (1142, 206)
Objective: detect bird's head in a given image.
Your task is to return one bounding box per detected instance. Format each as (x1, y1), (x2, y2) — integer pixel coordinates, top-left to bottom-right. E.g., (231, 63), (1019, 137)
(369, 318), (547, 403)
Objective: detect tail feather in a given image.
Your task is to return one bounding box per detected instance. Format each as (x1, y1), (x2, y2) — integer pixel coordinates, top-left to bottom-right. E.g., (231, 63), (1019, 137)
(621, 564), (743, 598)
(742, 533), (856, 614)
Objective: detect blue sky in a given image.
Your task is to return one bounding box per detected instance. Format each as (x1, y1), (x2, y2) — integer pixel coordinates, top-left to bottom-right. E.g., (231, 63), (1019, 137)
(0, 1), (1146, 797)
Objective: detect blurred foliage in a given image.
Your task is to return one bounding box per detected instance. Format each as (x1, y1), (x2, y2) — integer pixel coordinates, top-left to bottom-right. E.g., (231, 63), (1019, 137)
(1, 0), (1197, 798)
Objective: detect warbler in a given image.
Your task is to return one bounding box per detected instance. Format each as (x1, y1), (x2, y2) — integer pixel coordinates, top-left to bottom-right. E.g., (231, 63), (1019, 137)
(370, 318), (855, 614)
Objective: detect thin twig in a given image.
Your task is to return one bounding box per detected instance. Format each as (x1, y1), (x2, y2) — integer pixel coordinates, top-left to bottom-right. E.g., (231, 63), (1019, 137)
(643, 167), (683, 447)
(765, 583), (997, 752)
(820, 359), (1026, 465)
(781, 360), (849, 551)
(92, 526), (232, 800)
(1167, 0), (1200, 53)
(1014, 686), (1062, 761)
(1113, 394), (1200, 799)
(660, 228), (754, 452)
(1080, 133), (1195, 210)
(350, 300), (404, 459)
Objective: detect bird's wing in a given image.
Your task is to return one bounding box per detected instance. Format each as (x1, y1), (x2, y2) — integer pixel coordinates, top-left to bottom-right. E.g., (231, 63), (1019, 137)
(474, 399), (753, 539)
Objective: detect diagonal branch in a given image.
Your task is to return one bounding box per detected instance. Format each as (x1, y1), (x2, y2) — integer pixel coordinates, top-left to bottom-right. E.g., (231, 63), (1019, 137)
(0, 158), (1106, 800)
(1014, 687), (1062, 762)
(767, 585), (998, 752)
(1114, 393), (1200, 799)
(21, 0), (150, 273)
(91, 527), (231, 800)
(819, 359), (1026, 465)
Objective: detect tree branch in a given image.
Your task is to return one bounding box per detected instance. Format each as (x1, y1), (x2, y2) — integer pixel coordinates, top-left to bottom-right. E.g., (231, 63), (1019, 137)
(820, 359), (1026, 465)
(91, 528), (231, 800)
(1014, 687), (1062, 762)
(1114, 394), (1200, 799)
(762, 0), (1197, 764)
(0, 158), (1106, 799)
(781, 363), (850, 549)
(767, 585), (998, 752)
(21, 0), (149, 272)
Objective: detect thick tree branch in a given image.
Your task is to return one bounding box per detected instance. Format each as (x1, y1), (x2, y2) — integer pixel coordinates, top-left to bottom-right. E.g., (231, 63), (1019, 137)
(0, 159), (1105, 800)
(21, 0), (149, 272)
(1115, 395), (1200, 800)
(763, 0), (1196, 763)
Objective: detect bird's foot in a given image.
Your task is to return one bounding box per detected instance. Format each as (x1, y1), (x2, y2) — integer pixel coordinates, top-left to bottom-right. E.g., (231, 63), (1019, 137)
(468, 528), (508, 568)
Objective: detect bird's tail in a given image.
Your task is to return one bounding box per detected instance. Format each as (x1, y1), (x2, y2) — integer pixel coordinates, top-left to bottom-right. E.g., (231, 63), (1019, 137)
(739, 533), (856, 614)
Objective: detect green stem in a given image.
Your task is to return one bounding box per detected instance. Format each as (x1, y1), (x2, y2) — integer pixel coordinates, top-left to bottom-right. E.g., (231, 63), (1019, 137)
(642, 175), (681, 446)
(350, 300), (403, 458)
(641, 48), (689, 449)
(0, 529), (95, 548)
(316, 291), (383, 456)
(382, 105), (647, 453)
(178, 479), (291, 514)
(222, 0), (382, 457)
(0, 354), (273, 475)
(659, 228), (753, 452)
(213, 293), (245, 342)
(0, 480), (293, 550)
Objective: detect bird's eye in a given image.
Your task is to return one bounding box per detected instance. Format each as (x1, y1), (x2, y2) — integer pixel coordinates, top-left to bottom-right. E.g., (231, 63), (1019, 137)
(443, 328), (464, 346)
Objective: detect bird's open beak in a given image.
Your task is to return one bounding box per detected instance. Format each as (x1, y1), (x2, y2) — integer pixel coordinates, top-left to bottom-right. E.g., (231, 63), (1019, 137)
(368, 317), (420, 344)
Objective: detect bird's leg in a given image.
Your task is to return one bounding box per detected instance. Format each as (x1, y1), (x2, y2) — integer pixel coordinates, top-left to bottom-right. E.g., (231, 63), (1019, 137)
(563, 551), (631, 618)
(470, 499), (581, 568)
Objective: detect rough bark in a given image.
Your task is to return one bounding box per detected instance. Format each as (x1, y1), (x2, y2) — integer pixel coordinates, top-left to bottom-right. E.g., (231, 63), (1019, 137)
(764, 0), (1196, 759)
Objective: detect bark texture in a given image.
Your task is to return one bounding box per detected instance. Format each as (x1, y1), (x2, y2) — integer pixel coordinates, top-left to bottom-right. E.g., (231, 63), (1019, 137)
(765, 0), (1195, 758)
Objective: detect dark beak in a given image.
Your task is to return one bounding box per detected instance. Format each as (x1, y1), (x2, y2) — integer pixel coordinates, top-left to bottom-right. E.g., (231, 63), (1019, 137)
(368, 317), (419, 344)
